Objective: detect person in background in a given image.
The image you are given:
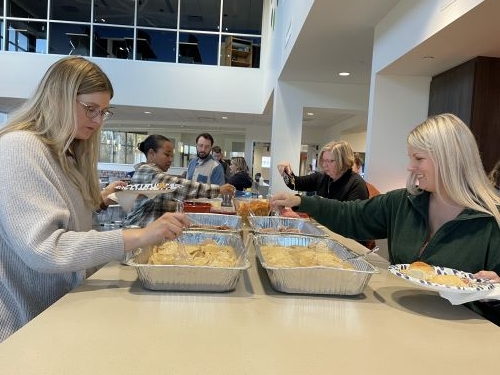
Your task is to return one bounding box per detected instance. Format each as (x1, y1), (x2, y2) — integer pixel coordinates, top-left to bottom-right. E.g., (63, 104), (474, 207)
(212, 145), (231, 183)
(277, 140), (369, 201)
(0, 56), (189, 342)
(489, 160), (500, 194)
(307, 164), (314, 175)
(228, 157), (253, 193)
(353, 153), (381, 197)
(124, 134), (236, 227)
(277, 141), (369, 247)
(271, 113), (500, 325)
(305, 164), (315, 196)
(351, 153), (380, 249)
(186, 133), (225, 185)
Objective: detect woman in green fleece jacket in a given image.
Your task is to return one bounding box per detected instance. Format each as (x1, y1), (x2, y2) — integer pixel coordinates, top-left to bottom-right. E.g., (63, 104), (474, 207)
(271, 113), (500, 322)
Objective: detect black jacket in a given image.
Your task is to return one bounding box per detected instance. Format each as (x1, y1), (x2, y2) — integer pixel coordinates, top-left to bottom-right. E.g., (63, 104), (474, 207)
(229, 171), (253, 191)
(284, 169), (368, 201)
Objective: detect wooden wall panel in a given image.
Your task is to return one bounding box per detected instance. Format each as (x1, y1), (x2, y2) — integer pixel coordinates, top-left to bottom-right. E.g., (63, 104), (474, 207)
(428, 56), (500, 172)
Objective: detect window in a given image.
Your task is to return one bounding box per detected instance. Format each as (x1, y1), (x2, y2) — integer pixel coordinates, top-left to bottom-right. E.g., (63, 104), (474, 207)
(1, 0), (263, 68)
(261, 156), (271, 168)
(7, 20), (46, 53)
(99, 130), (147, 164)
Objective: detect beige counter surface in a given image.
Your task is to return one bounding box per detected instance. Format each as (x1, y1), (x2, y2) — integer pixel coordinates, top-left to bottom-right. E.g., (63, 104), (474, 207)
(0, 230), (499, 374)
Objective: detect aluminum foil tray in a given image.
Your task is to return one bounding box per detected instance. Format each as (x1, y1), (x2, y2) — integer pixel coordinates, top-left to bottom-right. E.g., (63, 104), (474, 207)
(248, 216), (327, 237)
(127, 231), (250, 292)
(185, 213), (242, 233)
(253, 234), (378, 295)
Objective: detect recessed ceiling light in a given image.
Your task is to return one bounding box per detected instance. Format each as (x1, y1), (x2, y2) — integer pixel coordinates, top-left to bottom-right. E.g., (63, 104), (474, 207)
(144, 111), (151, 114)
(222, 116), (228, 120)
(339, 72), (350, 76)
(307, 112), (314, 116)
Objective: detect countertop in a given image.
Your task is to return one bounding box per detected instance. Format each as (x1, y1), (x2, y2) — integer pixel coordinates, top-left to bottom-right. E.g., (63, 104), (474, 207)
(0, 229), (498, 374)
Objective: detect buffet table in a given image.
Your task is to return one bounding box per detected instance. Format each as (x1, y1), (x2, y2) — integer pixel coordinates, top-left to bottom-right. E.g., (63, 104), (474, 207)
(0, 228), (499, 374)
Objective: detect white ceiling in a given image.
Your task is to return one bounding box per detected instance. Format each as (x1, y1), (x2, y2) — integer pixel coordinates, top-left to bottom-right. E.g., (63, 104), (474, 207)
(3, 0), (500, 137)
(104, 0), (402, 136)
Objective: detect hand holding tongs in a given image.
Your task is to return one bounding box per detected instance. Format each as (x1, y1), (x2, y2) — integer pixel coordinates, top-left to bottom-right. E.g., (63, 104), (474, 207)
(283, 171), (296, 190)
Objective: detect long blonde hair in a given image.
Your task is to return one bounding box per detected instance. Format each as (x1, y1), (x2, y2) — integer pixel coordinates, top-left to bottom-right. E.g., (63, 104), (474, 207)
(0, 56), (114, 209)
(230, 157), (249, 173)
(406, 113), (500, 225)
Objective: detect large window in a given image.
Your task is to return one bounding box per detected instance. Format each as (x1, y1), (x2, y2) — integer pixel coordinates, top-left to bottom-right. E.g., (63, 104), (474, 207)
(100, 131), (147, 164)
(1, 0), (263, 68)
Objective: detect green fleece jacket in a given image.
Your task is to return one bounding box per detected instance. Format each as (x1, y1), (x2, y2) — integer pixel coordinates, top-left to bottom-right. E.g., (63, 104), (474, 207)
(298, 188), (500, 274)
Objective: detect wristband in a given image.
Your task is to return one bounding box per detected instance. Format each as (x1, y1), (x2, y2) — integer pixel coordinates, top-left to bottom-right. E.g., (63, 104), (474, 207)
(291, 193), (301, 211)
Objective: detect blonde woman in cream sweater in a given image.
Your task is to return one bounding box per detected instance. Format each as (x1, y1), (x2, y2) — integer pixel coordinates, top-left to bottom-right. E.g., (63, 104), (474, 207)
(0, 56), (189, 342)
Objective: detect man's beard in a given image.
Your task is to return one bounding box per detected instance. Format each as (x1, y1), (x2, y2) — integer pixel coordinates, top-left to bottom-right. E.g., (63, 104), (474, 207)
(197, 151), (209, 159)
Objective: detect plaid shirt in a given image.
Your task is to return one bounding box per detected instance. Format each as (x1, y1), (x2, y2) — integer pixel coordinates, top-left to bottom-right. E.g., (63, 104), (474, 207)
(123, 163), (220, 227)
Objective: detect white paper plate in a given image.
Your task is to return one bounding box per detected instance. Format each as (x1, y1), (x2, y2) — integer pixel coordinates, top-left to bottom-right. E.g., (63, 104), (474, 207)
(113, 186), (178, 212)
(389, 264), (496, 294)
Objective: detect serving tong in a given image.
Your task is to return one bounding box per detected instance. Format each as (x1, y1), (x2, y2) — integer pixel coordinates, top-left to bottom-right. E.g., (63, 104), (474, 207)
(343, 246), (380, 261)
(283, 171), (296, 190)
(159, 197), (191, 260)
(236, 232), (253, 266)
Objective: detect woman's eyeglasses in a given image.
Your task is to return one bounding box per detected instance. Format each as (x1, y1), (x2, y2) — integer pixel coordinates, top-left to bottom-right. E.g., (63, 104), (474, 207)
(77, 101), (114, 122)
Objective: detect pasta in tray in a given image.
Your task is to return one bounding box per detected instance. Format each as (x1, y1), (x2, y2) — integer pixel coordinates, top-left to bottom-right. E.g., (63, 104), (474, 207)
(234, 199), (270, 224)
(260, 245), (354, 269)
(148, 240), (237, 267)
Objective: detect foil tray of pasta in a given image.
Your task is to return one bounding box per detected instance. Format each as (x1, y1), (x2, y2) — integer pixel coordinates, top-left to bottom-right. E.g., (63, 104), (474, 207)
(248, 216), (328, 237)
(253, 234), (378, 295)
(185, 213), (242, 233)
(127, 231), (250, 292)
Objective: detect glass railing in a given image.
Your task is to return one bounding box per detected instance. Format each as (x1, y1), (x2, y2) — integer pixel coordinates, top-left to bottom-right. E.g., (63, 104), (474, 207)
(1, 0), (263, 68)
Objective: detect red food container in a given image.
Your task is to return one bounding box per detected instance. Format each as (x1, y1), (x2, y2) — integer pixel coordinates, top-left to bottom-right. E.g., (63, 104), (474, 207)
(183, 201), (212, 213)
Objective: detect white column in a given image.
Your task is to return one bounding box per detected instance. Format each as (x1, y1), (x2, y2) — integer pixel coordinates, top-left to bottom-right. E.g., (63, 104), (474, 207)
(365, 74), (431, 194)
(269, 81), (304, 193)
(365, 74), (430, 261)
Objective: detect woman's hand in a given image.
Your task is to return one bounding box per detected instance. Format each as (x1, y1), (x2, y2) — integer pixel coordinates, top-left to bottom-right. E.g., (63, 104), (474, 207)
(101, 180), (128, 205)
(270, 192), (301, 212)
(146, 212), (190, 242)
(474, 270), (500, 283)
(277, 161), (293, 176)
(220, 184), (236, 196)
(280, 207), (301, 218)
(123, 212), (190, 252)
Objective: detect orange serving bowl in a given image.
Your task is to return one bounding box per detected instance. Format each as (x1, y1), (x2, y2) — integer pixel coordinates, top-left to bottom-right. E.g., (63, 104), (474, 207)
(183, 201), (212, 213)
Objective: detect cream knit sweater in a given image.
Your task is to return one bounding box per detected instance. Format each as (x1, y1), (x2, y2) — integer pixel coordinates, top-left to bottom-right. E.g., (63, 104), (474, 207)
(0, 131), (124, 342)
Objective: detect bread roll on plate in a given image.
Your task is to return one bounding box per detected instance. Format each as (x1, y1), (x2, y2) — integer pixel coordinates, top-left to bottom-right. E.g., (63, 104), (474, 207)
(405, 261), (435, 280)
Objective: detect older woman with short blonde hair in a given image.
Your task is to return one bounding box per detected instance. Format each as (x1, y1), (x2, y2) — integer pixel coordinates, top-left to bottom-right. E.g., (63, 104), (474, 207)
(276, 140), (368, 201)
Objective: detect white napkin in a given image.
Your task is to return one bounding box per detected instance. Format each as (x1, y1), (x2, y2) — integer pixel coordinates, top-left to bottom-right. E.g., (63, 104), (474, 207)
(439, 286), (500, 305)
(107, 192), (118, 203)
